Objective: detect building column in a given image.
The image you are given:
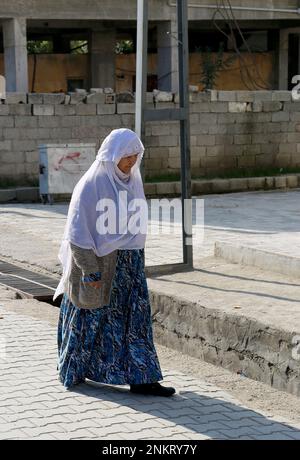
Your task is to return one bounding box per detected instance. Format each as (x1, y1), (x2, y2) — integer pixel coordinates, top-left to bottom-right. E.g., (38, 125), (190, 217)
(90, 28), (116, 90)
(157, 21), (179, 92)
(2, 17), (28, 92)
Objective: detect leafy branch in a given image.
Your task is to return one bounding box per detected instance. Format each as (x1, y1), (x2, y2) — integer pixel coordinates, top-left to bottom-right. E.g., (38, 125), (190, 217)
(196, 42), (236, 90)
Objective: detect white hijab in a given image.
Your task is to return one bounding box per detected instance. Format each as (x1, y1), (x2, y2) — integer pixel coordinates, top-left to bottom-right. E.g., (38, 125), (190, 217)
(53, 128), (147, 301)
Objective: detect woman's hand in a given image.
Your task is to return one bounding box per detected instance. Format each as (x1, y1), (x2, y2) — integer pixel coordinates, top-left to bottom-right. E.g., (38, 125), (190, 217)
(85, 280), (101, 289)
(81, 271), (102, 289)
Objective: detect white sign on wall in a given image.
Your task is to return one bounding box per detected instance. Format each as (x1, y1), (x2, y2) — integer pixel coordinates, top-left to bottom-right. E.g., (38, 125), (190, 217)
(39, 143), (97, 196)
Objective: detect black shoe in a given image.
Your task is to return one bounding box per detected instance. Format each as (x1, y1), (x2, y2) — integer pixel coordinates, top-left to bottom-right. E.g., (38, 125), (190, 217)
(130, 382), (176, 397)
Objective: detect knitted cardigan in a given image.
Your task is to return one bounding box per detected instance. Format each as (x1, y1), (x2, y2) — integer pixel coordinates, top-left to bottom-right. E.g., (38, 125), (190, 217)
(66, 242), (118, 309)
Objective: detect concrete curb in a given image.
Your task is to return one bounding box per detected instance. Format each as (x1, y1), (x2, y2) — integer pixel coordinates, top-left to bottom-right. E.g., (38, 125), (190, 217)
(1, 174), (300, 202)
(145, 174), (300, 197)
(149, 289), (300, 397)
(214, 241), (300, 279)
(0, 187), (39, 203)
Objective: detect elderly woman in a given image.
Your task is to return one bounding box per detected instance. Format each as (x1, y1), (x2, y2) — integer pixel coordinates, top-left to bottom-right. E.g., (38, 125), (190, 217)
(53, 128), (175, 397)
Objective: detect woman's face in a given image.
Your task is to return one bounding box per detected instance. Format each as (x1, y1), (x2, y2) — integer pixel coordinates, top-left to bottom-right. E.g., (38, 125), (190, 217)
(117, 153), (139, 174)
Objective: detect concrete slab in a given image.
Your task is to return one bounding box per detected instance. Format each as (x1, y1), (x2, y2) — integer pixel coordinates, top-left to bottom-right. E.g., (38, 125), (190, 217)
(1, 188), (300, 269)
(215, 241), (300, 278)
(1, 297), (300, 440)
(147, 256), (300, 396)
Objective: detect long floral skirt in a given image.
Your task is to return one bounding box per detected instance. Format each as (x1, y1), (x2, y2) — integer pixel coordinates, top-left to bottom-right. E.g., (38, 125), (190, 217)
(57, 248), (164, 389)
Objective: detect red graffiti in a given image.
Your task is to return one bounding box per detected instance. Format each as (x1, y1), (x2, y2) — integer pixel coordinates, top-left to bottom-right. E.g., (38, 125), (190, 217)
(54, 151), (81, 171)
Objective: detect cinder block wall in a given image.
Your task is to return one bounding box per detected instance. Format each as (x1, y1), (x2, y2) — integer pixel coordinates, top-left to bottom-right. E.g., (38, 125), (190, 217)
(0, 90), (299, 184)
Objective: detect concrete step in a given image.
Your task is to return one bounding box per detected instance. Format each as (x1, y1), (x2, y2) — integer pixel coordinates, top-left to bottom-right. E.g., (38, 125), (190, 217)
(0, 187), (39, 203)
(147, 256), (300, 397)
(214, 241), (300, 279)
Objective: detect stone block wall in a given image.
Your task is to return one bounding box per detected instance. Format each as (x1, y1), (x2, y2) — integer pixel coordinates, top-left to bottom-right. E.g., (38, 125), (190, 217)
(0, 90), (299, 184)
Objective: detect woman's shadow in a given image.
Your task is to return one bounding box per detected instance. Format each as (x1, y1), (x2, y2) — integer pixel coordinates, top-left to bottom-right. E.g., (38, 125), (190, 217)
(69, 379), (300, 440)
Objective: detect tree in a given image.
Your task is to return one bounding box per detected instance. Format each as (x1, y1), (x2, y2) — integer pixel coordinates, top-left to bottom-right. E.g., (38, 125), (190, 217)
(70, 40), (88, 54)
(27, 40), (53, 54)
(115, 40), (134, 54)
(196, 42), (236, 90)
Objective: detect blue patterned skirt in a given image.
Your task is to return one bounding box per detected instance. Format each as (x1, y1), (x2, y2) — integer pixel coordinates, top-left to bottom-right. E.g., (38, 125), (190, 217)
(57, 248), (164, 389)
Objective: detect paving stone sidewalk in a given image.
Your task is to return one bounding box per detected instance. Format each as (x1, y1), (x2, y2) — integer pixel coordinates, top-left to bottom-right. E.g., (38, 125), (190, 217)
(1, 304), (300, 440)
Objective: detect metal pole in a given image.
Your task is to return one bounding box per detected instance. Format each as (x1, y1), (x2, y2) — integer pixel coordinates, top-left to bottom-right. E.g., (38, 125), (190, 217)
(134, 0), (193, 275)
(177, 0), (193, 267)
(135, 0), (148, 182)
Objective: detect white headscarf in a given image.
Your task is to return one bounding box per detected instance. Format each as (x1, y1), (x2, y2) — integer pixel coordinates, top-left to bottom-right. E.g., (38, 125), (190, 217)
(53, 128), (147, 301)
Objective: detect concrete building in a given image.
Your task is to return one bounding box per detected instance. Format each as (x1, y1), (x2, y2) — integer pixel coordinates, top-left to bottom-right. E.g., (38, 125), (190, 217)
(1, 1), (300, 93)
